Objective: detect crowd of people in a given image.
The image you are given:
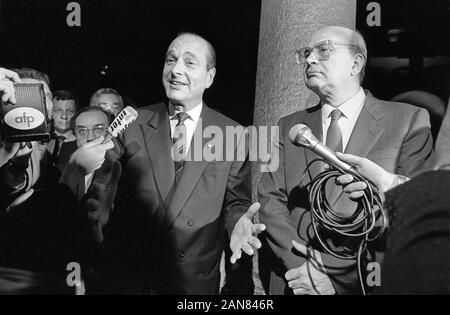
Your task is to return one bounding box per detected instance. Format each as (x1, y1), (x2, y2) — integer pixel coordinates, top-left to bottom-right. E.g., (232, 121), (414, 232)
(0, 26), (448, 295)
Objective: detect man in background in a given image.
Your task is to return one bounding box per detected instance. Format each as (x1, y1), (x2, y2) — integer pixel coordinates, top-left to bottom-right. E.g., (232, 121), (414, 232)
(50, 90), (79, 172)
(89, 88), (124, 116)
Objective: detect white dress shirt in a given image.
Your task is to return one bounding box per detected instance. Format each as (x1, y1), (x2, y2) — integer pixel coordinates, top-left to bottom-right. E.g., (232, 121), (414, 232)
(168, 102), (203, 155)
(322, 88), (366, 151)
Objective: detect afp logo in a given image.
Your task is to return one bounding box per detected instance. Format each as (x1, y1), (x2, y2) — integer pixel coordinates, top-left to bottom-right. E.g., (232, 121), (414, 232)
(4, 107), (45, 130)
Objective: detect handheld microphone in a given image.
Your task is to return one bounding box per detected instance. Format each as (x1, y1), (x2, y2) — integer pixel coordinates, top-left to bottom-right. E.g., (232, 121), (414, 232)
(104, 106), (138, 142)
(108, 106), (138, 137)
(288, 124), (358, 175)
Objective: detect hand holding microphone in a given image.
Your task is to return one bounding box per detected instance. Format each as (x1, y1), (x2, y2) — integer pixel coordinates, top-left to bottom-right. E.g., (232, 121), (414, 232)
(288, 124), (393, 195)
(335, 152), (406, 196)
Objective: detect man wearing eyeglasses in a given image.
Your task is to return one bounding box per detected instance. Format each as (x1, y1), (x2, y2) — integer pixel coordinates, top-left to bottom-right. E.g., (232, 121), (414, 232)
(69, 106), (114, 195)
(258, 26), (434, 295)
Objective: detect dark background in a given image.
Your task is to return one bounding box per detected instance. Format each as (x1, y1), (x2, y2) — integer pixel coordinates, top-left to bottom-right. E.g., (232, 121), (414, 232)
(1, 0), (449, 129)
(0, 0), (262, 126)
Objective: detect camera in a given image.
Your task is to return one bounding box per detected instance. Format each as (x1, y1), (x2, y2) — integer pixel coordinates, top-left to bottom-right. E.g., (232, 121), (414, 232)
(0, 83), (51, 143)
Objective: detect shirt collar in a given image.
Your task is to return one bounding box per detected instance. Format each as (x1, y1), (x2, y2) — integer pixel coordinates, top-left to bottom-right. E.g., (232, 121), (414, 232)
(55, 130), (76, 141)
(168, 102), (203, 124)
(322, 88), (366, 120)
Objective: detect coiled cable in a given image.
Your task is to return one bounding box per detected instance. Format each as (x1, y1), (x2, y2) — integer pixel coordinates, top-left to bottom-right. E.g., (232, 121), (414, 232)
(300, 159), (387, 295)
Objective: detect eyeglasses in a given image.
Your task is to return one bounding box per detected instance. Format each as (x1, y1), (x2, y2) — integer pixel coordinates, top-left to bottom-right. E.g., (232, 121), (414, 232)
(295, 40), (361, 64)
(74, 125), (107, 138)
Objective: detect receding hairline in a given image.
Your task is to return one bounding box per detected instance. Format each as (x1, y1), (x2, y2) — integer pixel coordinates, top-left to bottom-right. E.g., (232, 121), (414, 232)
(310, 26), (367, 57)
(310, 26), (355, 44)
(168, 32), (216, 70)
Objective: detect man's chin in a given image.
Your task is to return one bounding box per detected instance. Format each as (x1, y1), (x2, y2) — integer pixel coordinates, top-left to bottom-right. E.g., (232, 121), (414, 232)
(166, 91), (186, 103)
(305, 79), (321, 91)
(55, 127), (71, 134)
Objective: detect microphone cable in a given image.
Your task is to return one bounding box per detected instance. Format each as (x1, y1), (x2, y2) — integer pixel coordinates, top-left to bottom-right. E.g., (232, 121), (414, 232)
(300, 159), (387, 295)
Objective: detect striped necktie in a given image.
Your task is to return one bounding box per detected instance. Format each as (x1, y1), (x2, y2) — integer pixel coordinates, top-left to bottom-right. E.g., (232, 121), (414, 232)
(172, 112), (190, 183)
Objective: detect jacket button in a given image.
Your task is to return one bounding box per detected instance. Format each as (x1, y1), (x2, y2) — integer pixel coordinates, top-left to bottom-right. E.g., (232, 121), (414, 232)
(187, 220), (194, 227)
(178, 251), (185, 258)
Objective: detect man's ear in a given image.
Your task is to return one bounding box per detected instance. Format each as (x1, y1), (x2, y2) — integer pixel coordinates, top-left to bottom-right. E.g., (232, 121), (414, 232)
(351, 54), (365, 77)
(206, 67), (216, 89)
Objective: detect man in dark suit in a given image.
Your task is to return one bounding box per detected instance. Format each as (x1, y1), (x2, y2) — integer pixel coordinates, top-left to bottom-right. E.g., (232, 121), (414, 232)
(258, 26), (434, 295)
(50, 90), (78, 170)
(88, 32), (265, 294)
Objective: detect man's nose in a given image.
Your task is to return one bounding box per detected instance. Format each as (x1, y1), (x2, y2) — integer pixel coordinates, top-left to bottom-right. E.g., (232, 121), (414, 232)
(170, 59), (184, 76)
(61, 111), (67, 119)
(305, 52), (318, 65)
(87, 130), (96, 142)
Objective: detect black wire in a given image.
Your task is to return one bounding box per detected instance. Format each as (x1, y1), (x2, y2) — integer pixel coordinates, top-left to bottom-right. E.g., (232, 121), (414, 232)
(300, 159), (387, 295)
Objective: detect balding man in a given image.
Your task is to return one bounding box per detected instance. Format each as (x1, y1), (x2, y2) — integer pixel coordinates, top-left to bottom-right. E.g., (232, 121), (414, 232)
(258, 26), (434, 295)
(87, 32), (264, 294)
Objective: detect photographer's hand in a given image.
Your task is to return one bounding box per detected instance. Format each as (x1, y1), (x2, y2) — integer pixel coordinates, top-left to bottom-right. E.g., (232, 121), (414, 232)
(0, 67), (21, 104)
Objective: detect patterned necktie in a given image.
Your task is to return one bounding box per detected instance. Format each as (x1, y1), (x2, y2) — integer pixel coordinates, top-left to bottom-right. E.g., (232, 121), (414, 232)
(172, 112), (190, 183)
(326, 109), (343, 153)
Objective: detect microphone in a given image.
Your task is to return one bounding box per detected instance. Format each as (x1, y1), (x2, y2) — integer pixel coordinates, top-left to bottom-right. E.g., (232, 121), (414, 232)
(288, 124), (358, 175)
(103, 106), (138, 142)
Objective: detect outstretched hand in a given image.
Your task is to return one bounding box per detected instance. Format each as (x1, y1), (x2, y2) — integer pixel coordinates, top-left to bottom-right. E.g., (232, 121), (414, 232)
(229, 202), (266, 264)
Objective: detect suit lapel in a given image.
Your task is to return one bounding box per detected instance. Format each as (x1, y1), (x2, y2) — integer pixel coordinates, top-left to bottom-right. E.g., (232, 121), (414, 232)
(140, 103), (175, 209)
(327, 94), (385, 205)
(345, 94), (385, 157)
(163, 105), (215, 233)
(303, 104), (324, 181)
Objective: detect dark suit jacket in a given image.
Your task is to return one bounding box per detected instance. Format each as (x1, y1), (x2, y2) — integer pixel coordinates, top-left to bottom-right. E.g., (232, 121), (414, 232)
(258, 93), (434, 295)
(376, 171), (449, 295)
(95, 102), (251, 294)
(56, 141), (78, 174)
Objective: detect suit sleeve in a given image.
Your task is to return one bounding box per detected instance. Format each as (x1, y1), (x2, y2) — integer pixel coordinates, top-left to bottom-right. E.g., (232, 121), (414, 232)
(81, 137), (125, 244)
(258, 120), (307, 271)
(397, 107), (434, 177)
(224, 127), (252, 238)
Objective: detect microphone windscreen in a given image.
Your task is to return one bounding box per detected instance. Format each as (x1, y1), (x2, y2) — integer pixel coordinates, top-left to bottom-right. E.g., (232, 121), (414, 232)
(289, 124), (311, 146)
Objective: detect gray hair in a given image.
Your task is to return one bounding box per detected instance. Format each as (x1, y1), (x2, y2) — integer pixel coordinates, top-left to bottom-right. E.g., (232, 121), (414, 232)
(350, 30), (368, 84)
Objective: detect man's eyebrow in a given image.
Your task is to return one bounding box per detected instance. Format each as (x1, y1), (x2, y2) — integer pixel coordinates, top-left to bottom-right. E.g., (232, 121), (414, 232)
(166, 50), (177, 57)
(183, 52), (199, 60)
